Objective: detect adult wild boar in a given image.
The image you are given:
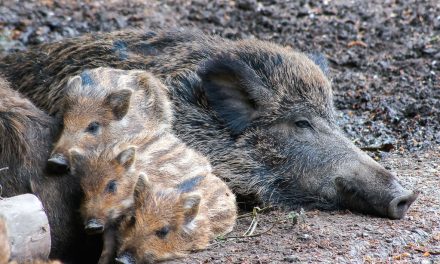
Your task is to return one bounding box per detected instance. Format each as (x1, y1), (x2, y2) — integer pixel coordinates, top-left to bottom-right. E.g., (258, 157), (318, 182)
(0, 30), (417, 219)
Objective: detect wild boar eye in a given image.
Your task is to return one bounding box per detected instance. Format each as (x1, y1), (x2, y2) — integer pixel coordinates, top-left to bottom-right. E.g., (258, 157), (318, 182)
(294, 120), (312, 129)
(105, 180), (117, 193)
(85, 121), (100, 134)
(155, 226), (170, 239)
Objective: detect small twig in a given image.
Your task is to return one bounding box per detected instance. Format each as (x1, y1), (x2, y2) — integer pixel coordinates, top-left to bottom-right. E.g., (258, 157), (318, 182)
(237, 206), (273, 219)
(412, 247), (440, 255)
(243, 217), (258, 236)
(242, 216), (255, 235)
(215, 206), (280, 242)
(223, 217), (281, 239)
(242, 207), (261, 236)
(360, 143), (394, 152)
(0, 167), (8, 172)
(347, 40), (368, 48)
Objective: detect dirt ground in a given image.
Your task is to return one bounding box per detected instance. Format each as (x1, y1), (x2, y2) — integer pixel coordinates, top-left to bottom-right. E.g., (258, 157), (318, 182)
(0, 0), (439, 263)
(175, 150), (440, 263)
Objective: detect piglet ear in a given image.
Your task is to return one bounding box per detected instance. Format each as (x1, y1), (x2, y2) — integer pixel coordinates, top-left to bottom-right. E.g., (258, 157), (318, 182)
(134, 173), (151, 205)
(181, 193), (201, 225)
(64, 75), (83, 104)
(66, 75), (82, 91)
(68, 148), (86, 176)
(307, 52), (330, 77)
(198, 55), (269, 136)
(104, 89), (132, 120)
(115, 147), (136, 169)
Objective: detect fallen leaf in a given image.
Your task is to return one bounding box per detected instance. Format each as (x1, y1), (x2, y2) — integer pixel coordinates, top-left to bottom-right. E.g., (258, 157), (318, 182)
(347, 40), (368, 48)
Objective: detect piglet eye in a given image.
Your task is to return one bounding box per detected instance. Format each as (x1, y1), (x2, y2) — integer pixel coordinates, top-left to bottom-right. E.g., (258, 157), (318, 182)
(129, 215), (136, 226)
(294, 120), (311, 129)
(105, 180), (117, 193)
(155, 226), (170, 239)
(86, 121), (100, 134)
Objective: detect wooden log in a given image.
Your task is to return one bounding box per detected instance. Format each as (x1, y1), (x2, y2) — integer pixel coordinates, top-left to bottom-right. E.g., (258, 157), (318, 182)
(0, 216), (11, 264)
(0, 194), (51, 261)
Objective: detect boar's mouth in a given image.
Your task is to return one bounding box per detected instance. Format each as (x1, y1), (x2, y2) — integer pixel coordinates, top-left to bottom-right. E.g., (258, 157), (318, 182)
(335, 177), (418, 219)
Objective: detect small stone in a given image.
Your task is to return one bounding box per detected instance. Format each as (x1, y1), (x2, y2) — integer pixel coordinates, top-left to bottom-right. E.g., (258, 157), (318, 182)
(423, 48), (437, 54)
(298, 234), (312, 241)
(427, 167), (438, 173)
(236, 0), (257, 11)
(284, 255), (300, 262)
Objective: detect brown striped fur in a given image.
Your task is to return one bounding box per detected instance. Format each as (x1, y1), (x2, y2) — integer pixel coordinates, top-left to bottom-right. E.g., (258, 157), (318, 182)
(69, 138), (236, 263)
(116, 172), (236, 263)
(64, 68), (236, 263)
(51, 67), (172, 165)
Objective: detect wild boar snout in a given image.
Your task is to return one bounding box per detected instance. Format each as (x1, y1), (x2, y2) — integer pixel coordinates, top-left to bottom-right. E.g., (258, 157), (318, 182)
(115, 252), (137, 264)
(335, 151), (418, 219)
(84, 218), (105, 234)
(47, 153), (69, 173)
(388, 189), (418, 219)
(47, 137), (73, 174)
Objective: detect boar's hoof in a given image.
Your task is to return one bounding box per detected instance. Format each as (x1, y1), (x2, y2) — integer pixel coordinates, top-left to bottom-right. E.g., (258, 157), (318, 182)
(85, 219), (104, 234)
(115, 252), (136, 264)
(47, 154), (69, 174)
(388, 191), (418, 220)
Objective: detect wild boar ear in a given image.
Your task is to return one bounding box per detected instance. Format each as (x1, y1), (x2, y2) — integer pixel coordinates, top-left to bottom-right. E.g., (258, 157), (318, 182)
(198, 56), (269, 136)
(68, 148), (86, 175)
(104, 89), (132, 121)
(307, 52), (330, 77)
(182, 193), (201, 225)
(115, 147), (136, 169)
